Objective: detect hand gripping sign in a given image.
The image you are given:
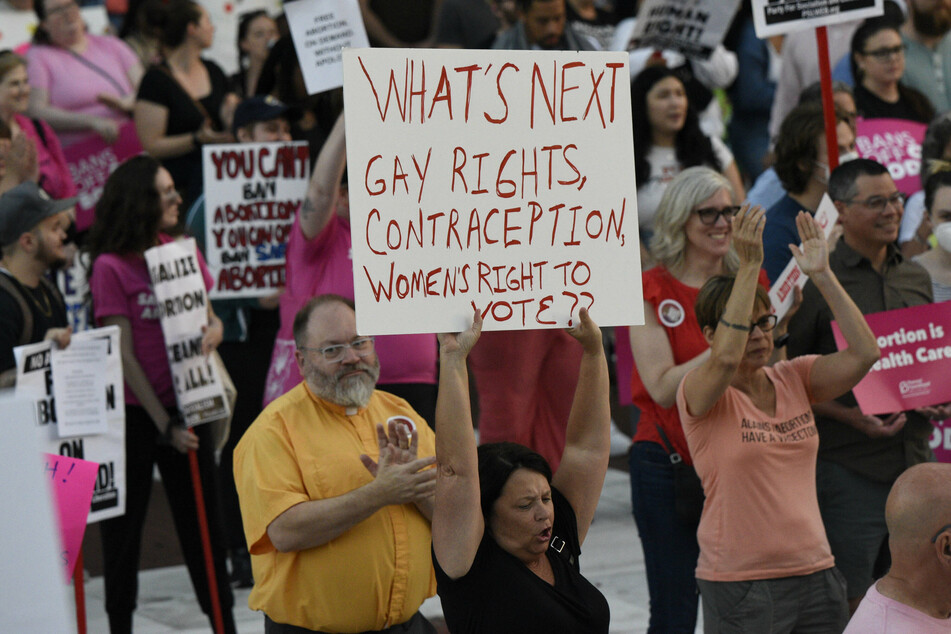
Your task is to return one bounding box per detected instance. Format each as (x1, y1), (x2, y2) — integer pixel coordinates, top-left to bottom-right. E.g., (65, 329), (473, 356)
(343, 48), (644, 336)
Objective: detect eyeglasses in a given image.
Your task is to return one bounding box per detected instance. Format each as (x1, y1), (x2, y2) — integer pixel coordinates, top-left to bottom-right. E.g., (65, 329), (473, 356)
(695, 205), (740, 225)
(862, 44), (906, 61)
(931, 523), (951, 543)
(46, 0), (79, 17)
(751, 314), (778, 334)
(299, 336), (375, 363)
(842, 191), (905, 213)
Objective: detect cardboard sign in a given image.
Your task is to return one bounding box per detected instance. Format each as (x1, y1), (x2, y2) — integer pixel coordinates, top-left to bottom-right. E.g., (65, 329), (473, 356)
(202, 141), (310, 299)
(144, 239), (230, 426)
(855, 117), (927, 196)
(751, 0), (883, 38)
(768, 194), (839, 322)
(343, 48), (643, 335)
(832, 302), (951, 415)
(286, 0), (370, 95)
(629, 0), (741, 59)
(42, 453), (97, 581)
(0, 397), (71, 633)
(63, 120), (143, 233)
(14, 326), (127, 523)
(51, 338), (109, 437)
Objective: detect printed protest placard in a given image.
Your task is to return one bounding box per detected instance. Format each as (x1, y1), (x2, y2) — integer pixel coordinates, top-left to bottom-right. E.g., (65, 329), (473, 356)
(832, 302), (951, 415)
(751, 0), (883, 38)
(14, 326), (126, 523)
(56, 252), (92, 334)
(286, 0), (370, 95)
(42, 453), (98, 581)
(63, 120), (143, 232)
(933, 419), (951, 463)
(51, 338), (109, 437)
(630, 0), (741, 59)
(144, 239), (230, 426)
(0, 397), (71, 633)
(768, 194), (839, 321)
(343, 48), (643, 335)
(855, 118), (927, 196)
(202, 141), (310, 299)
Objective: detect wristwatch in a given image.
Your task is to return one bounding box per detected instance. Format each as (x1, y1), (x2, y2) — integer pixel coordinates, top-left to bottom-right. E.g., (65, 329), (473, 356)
(774, 333), (790, 349)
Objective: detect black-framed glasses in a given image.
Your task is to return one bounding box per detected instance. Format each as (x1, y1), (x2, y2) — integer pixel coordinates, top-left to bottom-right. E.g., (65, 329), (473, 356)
(695, 205), (740, 225)
(751, 314), (778, 334)
(930, 523), (951, 543)
(298, 336), (375, 363)
(862, 44), (906, 61)
(842, 191), (905, 213)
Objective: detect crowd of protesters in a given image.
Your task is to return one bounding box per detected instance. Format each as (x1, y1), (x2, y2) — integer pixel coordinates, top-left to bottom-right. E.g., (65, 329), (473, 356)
(1, 0), (951, 632)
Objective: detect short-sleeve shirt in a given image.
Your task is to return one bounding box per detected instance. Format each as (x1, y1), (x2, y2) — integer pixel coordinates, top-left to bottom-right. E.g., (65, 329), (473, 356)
(843, 581), (951, 633)
(233, 384), (436, 631)
(90, 235), (213, 407)
(787, 239), (934, 482)
(433, 487), (610, 633)
(26, 35), (139, 148)
(678, 355), (835, 582)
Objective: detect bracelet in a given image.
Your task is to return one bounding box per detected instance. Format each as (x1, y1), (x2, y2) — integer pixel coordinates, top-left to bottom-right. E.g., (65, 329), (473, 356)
(192, 131), (201, 147)
(719, 318), (751, 332)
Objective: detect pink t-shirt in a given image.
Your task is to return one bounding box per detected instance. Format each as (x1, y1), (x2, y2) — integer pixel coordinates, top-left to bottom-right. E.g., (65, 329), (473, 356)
(263, 213), (436, 407)
(677, 355), (835, 581)
(14, 113), (77, 200)
(90, 235), (213, 407)
(26, 35), (139, 147)
(844, 581), (951, 633)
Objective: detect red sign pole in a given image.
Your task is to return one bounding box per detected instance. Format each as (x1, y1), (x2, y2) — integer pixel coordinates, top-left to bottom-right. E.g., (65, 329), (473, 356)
(815, 26), (840, 171)
(189, 449), (225, 634)
(73, 548), (87, 634)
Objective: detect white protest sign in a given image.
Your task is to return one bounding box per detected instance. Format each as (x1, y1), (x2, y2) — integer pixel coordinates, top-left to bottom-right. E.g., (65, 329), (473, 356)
(286, 0), (370, 95)
(630, 0), (741, 60)
(768, 194), (839, 321)
(752, 0), (883, 38)
(0, 396), (72, 634)
(51, 338), (109, 437)
(144, 239), (230, 427)
(343, 48), (643, 335)
(56, 252), (92, 334)
(203, 141), (310, 299)
(14, 326), (127, 523)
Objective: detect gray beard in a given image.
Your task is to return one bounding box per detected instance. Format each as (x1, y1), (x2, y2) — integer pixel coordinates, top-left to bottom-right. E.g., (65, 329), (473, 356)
(307, 360), (380, 408)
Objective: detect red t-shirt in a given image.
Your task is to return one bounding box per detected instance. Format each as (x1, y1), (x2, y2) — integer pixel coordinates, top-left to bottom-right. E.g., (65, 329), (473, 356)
(630, 266), (769, 463)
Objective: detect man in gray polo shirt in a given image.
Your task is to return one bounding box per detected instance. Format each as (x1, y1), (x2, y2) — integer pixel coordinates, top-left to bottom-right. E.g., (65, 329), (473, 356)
(903, 0), (951, 113)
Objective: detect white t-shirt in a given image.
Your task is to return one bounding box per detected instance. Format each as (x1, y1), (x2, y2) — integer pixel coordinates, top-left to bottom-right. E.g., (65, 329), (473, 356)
(843, 581), (951, 634)
(636, 136), (734, 231)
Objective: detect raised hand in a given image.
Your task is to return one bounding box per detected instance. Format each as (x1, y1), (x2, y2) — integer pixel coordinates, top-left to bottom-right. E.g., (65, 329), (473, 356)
(438, 308), (483, 358)
(731, 204), (765, 267)
(789, 211), (829, 278)
(360, 422), (436, 506)
(566, 307), (602, 355)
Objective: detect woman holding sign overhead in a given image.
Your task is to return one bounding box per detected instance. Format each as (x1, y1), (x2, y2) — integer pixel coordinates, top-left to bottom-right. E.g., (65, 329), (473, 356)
(85, 155), (236, 634)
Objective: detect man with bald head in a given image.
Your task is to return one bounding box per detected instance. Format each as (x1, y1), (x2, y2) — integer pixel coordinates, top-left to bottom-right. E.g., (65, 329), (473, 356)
(844, 462), (951, 632)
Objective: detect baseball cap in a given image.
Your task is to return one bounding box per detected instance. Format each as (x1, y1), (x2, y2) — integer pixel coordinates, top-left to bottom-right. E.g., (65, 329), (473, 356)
(232, 95), (292, 135)
(0, 182), (77, 246)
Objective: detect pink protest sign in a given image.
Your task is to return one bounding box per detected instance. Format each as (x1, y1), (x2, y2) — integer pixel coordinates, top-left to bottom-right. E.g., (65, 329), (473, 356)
(63, 121), (143, 232)
(855, 118), (927, 196)
(933, 419), (951, 463)
(42, 453), (98, 581)
(832, 302), (951, 415)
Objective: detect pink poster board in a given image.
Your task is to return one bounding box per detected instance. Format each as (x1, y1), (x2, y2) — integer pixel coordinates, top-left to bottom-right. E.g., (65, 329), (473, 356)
(42, 453), (98, 581)
(854, 118), (927, 196)
(62, 121), (143, 232)
(932, 419), (951, 463)
(832, 302), (951, 415)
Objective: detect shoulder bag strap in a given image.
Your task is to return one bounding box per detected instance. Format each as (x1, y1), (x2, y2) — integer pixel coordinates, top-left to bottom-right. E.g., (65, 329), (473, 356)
(653, 422), (685, 465)
(66, 49), (128, 95)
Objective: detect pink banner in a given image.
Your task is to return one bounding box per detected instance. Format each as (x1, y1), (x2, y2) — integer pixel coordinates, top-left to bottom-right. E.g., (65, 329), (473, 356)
(63, 121), (143, 232)
(933, 419), (951, 464)
(855, 118), (927, 196)
(832, 302), (951, 415)
(43, 453), (98, 581)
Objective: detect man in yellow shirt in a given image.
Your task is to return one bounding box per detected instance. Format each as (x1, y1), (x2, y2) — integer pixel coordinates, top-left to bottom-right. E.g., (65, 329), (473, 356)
(234, 294), (438, 633)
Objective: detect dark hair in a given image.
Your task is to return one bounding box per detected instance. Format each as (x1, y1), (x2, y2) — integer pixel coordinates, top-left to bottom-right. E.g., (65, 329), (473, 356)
(925, 170), (951, 211)
(920, 112), (951, 187)
(774, 103), (852, 194)
(798, 80), (854, 106)
(293, 294), (355, 347)
(477, 442), (552, 523)
(254, 35), (301, 99)
(631, 66), (720, 189)
(850, 17), (935, 123)
(695, 275), (771, 332)
(85, 156), (163, 264)
(120, 0), (164, 41)
(154, 0), (202, 49)
(237, 10), (269, 61)
(828, 158), (889, 202)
